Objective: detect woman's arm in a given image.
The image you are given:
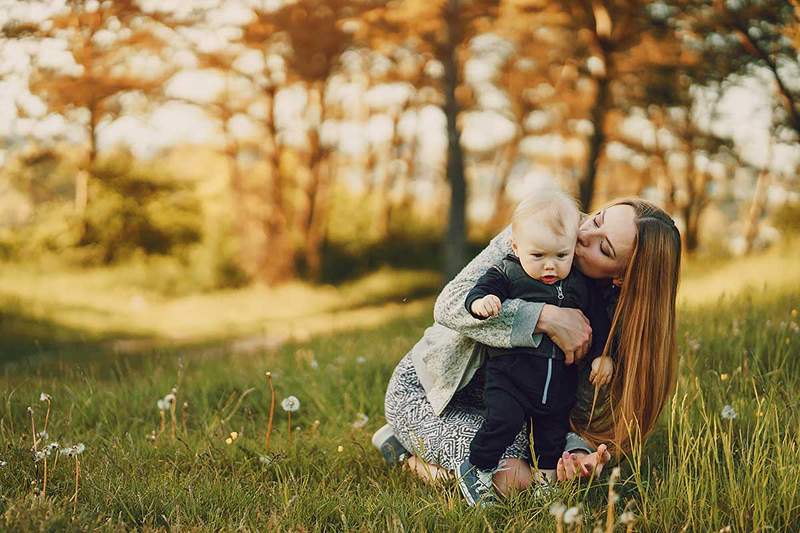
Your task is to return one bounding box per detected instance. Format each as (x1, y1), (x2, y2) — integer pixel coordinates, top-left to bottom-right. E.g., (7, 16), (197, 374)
(433, 227), (545, 349)
(434, 227), (592, 359)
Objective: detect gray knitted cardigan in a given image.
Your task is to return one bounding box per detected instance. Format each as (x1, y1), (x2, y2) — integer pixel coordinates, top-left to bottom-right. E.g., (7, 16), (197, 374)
(409, 226), (593, 452)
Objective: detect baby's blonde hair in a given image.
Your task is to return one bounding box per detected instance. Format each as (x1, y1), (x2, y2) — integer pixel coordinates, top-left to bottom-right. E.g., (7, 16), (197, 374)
(511, 188), (581, 239)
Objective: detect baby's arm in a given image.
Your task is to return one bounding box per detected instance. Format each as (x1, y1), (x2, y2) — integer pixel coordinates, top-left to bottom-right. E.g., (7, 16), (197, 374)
(465, 266), (511, 319)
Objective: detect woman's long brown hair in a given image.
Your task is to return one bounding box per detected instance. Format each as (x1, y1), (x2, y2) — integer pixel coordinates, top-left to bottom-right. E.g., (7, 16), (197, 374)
(576, 199), (682, 454)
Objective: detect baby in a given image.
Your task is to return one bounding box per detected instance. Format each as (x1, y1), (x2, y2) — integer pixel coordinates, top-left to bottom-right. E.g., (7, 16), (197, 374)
(457, 188), (613, 506)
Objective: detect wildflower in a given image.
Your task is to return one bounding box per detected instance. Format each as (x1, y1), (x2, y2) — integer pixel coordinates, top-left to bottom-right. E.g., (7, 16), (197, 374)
(549, 502), (566, 519)
(157, 399), (169, 411)
(281, 396), (300, 412)
(27, 406), (33, 415)
(61, 443), (85, 457)
(721, 405), (737, 420)
(34, 450), (47, 462)
(720, 373), (729, 381)
(791, 309), (798, 319)
(146, 431), (157, 442)
(163, 392), (176, 405)
(47, 442), (60, 453)
(0, 460), (7, 467)
(563, 505), (582, 525)
(309, 358), (319, 369)
(352, 413), (369, 429)
(37, 430), (49, 440)
(40, 393), (51, 402)
(225, 431), (239, 445)
(619, 511), (636, 525)
(337, 445), (344, 453)
(225, 437), (233, 445)
(356, 356), (367, 364)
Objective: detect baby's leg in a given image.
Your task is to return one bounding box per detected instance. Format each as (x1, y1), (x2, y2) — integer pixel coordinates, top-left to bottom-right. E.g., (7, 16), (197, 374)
(469, 358), (528, 471)
(531, 410), (571, 481)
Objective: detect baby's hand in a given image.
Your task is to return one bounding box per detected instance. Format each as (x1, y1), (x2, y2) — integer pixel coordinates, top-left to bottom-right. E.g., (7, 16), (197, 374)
(471, 294), (502, 318)
(590, 356), (613, 386)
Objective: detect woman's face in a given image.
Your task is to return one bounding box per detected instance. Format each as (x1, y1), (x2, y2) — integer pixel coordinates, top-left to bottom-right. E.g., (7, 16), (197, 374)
(575, 204), (637, 281)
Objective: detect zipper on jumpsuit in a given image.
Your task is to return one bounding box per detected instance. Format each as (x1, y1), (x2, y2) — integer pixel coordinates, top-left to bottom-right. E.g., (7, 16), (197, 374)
(542, 281), (564, 404)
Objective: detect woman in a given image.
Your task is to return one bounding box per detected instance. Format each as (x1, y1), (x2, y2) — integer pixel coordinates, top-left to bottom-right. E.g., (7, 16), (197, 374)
(373, 198), (681, 495)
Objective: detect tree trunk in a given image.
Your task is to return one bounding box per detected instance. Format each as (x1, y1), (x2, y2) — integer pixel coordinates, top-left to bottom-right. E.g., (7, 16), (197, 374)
(580, 66), (611, 212)
(302, 84), (331, 279)
(441, 0), (467, 282)
(742, 167), (771, 255)
(259, 86), (296, 284)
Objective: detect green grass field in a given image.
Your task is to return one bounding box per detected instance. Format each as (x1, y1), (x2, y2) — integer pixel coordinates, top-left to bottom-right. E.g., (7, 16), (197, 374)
(1, 245), (799, 531)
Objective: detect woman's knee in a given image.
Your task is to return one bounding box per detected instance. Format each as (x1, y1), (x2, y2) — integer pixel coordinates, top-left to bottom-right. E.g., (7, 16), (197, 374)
(493, 458), (532, 495)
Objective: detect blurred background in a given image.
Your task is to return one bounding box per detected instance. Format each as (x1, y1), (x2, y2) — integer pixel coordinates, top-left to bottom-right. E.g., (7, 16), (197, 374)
(0, 0), (798, 352)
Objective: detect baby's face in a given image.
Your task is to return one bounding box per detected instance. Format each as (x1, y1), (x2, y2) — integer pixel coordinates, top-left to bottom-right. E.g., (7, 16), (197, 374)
(512, 223), (576, 284)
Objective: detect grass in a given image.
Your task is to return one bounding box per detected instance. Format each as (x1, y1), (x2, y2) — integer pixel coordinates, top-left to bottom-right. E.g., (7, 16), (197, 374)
(0, 245), (799, 531)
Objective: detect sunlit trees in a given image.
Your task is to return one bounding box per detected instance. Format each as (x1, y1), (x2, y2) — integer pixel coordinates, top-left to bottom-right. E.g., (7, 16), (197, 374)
(23, 0), (176, 215)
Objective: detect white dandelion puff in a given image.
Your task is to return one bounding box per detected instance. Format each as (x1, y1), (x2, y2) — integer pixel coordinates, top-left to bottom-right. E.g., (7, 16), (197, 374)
(549, 502), (566, 519)
(37, 430), (49, 440)
(163, 392), (176, 405)
(352, 413), (369, 429)
(0, 460), (7, 467)
(619, 511), (636, 525)
(47, 442), (60, 452)
(281, 396), (300, 412)
(34, 450), (47, 462)
(721, 405), (737, 420)
(40, 393), (51, 402)
(563, 505), (582, 525)
(157, 399), (169, 411)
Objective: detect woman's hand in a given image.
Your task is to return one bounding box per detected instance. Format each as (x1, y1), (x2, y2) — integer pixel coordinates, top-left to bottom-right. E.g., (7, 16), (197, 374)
(555, 444), (611, 481)
(536, 304), (592, 364)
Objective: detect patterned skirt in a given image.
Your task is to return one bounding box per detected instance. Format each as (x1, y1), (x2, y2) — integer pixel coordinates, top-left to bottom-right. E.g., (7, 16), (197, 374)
(384, 352), (531, 471)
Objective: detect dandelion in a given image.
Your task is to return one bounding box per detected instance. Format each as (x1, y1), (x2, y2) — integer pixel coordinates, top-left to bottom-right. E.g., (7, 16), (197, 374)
(550, 502), (566, 533)
(352, 413), (369, 429)
(721, 405), (737, 420)
(281, 395), (300, 441)
(356, 356), (367, 364)
(0, 460), (6, 467)
(309, 358), (319, 370)
(720, 373), (729, 381)
(37, 430), (49, 440)
(28, 406), (38, 452)
(39, 393), (52, 441)
(225, 431), (239, 445)
(605, 467), (621, 533)
(619, 510), (636, 533)
(34, 450), (47, 462)
(563, 505), (582, 526)
(265, 372), (276, 451)
(337, 445), (344, 453)
(62, 442), (86, 512)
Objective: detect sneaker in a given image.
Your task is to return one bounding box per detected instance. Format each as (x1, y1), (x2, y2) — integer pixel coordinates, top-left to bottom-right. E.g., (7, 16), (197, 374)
(371, 423), (410, 466)
(458, 459), (497, 507)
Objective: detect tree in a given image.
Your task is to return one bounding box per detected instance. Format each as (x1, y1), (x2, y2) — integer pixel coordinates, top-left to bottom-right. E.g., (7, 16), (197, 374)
(521, 0), (683, 211)
(677, 0), (800, 139)
(22, 0), (176, 217)
(366, 0), (500, 281)
(238, 0), (379, 282)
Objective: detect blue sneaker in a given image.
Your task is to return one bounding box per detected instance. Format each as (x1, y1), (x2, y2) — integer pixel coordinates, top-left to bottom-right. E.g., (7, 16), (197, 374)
(371, 424), (410, 466)
(458, 459), (497, 507)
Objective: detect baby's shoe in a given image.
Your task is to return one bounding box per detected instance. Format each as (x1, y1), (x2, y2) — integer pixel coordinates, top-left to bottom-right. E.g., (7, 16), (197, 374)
(458, 459), (498, 507)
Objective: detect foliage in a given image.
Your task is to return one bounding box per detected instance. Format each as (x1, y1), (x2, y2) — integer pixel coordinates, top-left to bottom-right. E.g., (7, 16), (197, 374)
(2, 153), (202, 265)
